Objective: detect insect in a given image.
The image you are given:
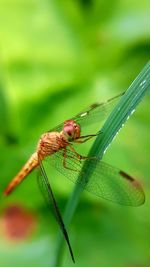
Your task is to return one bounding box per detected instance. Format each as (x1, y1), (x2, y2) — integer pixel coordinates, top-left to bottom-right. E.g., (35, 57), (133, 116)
(4, 93), (145, 263)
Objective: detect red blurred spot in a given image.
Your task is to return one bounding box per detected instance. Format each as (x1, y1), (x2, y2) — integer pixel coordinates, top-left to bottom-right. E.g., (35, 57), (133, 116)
(2, 204), (36, 241)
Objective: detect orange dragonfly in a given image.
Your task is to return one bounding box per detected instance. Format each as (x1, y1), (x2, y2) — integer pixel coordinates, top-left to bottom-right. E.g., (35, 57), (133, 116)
(4, 93), (145, 262)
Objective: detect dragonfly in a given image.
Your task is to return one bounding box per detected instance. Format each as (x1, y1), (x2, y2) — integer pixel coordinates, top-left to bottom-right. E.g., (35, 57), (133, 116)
(4, 92), (145, 263)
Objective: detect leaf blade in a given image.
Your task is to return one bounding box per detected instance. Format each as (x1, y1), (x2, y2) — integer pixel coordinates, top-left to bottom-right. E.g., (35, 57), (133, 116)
(53, 61), (150, 267)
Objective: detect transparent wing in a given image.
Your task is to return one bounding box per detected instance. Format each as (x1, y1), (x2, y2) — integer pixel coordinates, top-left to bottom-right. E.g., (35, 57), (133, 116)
(37, 161), (75, 263)
(49, 92), (124, 133)
(46, 149), (145, 206)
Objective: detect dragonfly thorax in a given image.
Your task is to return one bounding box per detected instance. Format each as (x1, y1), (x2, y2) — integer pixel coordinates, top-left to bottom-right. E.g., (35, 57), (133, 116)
(37, 132), (66, 158)
(62, 120), (81, 142)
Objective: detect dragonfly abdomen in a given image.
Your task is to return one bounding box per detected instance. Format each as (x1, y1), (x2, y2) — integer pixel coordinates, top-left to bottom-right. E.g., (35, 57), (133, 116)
(4, 152), (38, 195)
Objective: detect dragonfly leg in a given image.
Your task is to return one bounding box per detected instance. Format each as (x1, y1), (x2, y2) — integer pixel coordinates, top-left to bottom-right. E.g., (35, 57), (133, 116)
(68, 144), (92, 160)
(63, 148), (79, 172)
(74, 132), (101, 144)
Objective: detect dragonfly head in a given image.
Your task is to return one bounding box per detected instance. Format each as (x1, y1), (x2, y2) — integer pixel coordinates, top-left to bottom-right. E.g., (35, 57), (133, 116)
(63, 120), (81, 141)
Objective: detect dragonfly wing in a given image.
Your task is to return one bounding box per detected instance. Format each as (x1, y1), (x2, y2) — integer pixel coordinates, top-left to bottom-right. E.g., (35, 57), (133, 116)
(74, 93), (124, 128)
(47, 149), (145, 206)
(49, 93), (124, 133)
(37, 161), (75, 263)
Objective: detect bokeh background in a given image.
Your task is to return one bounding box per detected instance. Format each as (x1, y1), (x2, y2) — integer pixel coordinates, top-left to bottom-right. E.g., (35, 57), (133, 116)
(0, 0), (150, 267)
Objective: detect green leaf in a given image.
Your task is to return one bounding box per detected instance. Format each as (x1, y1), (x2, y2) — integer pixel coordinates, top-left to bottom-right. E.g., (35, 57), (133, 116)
(54, 62), (150, 267)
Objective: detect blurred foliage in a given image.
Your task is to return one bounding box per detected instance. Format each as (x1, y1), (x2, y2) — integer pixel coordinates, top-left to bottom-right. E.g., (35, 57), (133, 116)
(0, 0), (150, 267)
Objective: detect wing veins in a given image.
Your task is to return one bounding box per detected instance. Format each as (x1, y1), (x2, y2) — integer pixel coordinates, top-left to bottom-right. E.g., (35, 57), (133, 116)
(46, 149), (145, 206)
(37, 160), (75, 263)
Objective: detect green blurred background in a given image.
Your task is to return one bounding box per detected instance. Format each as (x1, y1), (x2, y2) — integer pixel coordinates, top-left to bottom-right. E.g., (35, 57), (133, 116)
(0, 0), (150, 267)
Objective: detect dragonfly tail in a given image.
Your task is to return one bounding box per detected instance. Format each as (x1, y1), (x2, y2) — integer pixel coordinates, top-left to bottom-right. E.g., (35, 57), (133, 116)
(4, 152), (38, 196)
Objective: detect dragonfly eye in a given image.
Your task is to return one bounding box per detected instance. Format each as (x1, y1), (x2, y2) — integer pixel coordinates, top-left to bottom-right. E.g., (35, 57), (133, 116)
(63, 120), (81, 140)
